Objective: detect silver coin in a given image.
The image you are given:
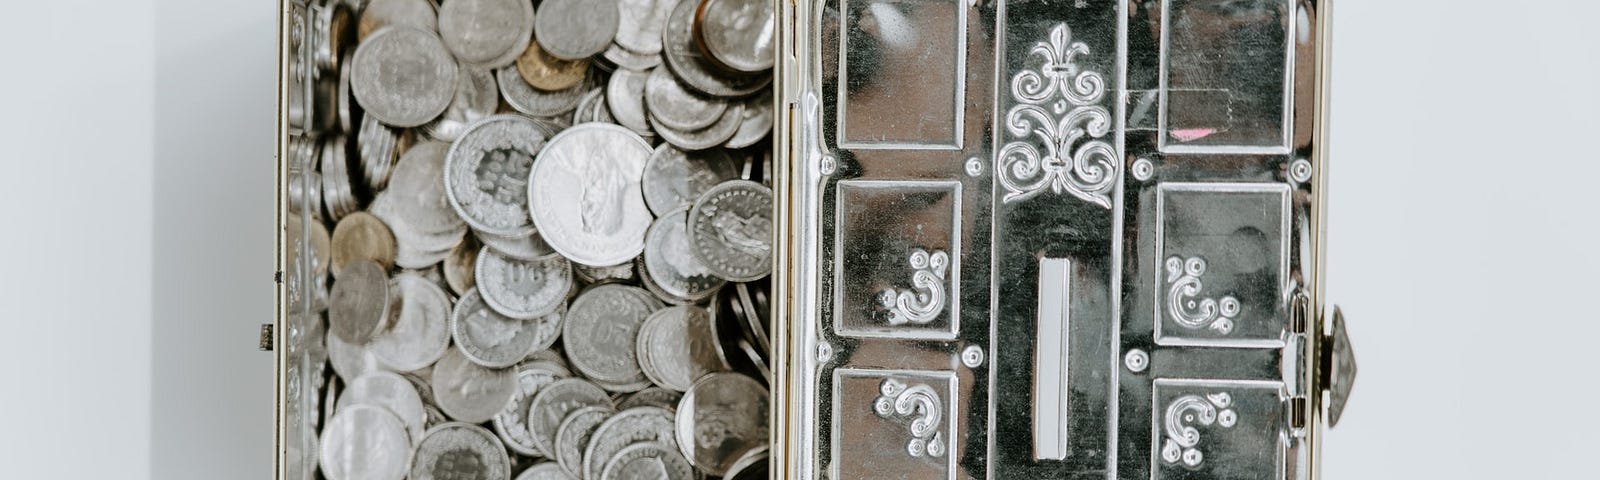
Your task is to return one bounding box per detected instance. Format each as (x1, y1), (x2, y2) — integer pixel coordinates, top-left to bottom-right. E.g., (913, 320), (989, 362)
(534, 0), (620, 60)
(351, 26), (458, 127)
(517, 463), (577, 480)
(687, 180), (772, 282)
(644, 66), (726, 131)
(475, 247), (572, 319)
(697, 0), (775, 73)
(660, 0), (769, 97)
(338, 372), (428, 443)
(642, 209), (726, 303)
(720, 446), (768, 480)
(732, 282), (770, 357)
(358, 0), (438, 40)
(526, 378), (615, 458)
(573, 260), (638, 285)
(288, 169), (323, 219)
(642, 145), (739, 216)
(499, 65), (593, 117)
(321, 135), (358, 221)
(651, 101), (743, 151)
(369, 272), (453, 372)
(431, 347), (517, 424)
(604, 69), (653, 135)
(320, 404), (412, 480)
(358, 115), (400, 190)
(563, 285), (662, 383)
(638, 306), (727, 391)
(617, 387), (682, 412)
(572, 88), (616, 125)
(439, 0), (533, 68)
(327, 328), (384, 382)
(674, 372), (768, 476)
(371, 141), (469, 269)
(445, 115), (546, 237)
(527, 123), (655, 267)
(338, 50), (357, 133)
(450, 288), (539, 368)
(600, 442), (694, 480)
(329, 259), (391, 345)
(553, 405), (614, 478)
(614, 0), (677, 55)
(588, 374), (654, 394)
(492, 363), (567, 457)
(477, 230), (558, 261)
(582, 406), (678, 480)
(409, 423), (512, 480)
(602, 43), (662, 71)
(724, 89), (772, 149)
(423, 65), (500, 142)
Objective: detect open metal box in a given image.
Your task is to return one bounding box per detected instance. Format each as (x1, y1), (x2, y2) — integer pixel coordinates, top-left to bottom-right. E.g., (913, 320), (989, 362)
(275, 0), (1357, 478)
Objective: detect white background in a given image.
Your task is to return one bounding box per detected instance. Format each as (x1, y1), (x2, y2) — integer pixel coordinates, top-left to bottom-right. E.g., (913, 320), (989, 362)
(0, 0), (1595, 478)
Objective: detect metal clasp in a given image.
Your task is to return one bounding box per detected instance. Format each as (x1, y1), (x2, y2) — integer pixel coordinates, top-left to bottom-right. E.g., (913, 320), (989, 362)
(1321, 306), (1357, 427)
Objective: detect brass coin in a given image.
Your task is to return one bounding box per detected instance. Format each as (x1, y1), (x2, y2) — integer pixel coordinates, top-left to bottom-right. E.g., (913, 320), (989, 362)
(331, 211), (398, 277)
(442, 235), (480, 295)
(517, 37), (590, 92)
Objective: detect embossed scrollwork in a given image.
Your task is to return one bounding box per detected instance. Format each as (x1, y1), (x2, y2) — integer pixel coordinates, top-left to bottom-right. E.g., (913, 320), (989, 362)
(873, 378), (947, 458)
(876, 249), (949, 326)
(1161, 392), (1238, 468)
(1164, 256), (1240, 335)
(997, 23), (1119, 208)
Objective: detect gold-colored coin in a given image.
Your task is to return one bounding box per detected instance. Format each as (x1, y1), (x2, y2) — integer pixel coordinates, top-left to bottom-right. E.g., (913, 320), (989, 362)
(516, 37), (589, 91)
(331, 211), (398, 277)
(443, 235), (480, 295)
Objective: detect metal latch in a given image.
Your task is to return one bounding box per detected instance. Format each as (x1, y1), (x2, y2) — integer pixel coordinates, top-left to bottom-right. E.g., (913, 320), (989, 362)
(1321, 306), (1358, 427)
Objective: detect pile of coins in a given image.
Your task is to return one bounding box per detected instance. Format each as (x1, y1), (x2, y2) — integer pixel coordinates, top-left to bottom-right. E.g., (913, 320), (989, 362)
(282, 0), (776, 479)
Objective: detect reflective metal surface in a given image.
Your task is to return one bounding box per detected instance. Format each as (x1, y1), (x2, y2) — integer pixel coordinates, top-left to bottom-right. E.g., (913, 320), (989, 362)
(777, 0), (1339, 478)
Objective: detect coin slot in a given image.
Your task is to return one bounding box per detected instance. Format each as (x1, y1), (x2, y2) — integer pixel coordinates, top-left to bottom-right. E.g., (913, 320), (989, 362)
(1033, 257), (1071, 461)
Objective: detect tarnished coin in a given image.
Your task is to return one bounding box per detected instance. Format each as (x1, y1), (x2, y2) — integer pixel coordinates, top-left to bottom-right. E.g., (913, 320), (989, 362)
(478, 230), (558, 261)
(475, 247), (572, 319)
(329, 259), (392, 345)
(369, 272), (453, 372)
(443, 235), (480, 295)
(444, 115), (546, 238)
(321, 135), (359, 221)
(563, 285), (662, 383)
(601, 442), (694, 480)
(518, 38), (590, 92)
(527, 123), (654, 267)
(422, 65), (500, 142)
(574, 260), (637, 285)
(286, 213), (332, 313)
(602, 43), (662, 71)
(499, 65), (593, 117)
(638, 306), (727, 391)
(617, 387), (682, 411)
(615, 0), (677, 55)
(725, 89), (772, 149)
(642, 209), (726, 303)
(642, 145), (739, 216)
(371, 141), (469, 269)
(553, 406), (613, 478)
(358, 115), (400, 190)
(588, 375), (654, 394)
(696, 0), (776, 73)
(320, 404), (412, 480)
(358, 0), (438, 40)
(527, 378), (614, 458)
(439, 0), (533, 68)
(492, 363), (567, 457)
(351, 26), (458, 127)
(687, 180), (772, 282)
(720, 446), (768, 480)
(604, 69), (652, 135)
(431, 347), (517, 424)
(582, 406), (678, 480)
(332, 212), (398, 277)
(660, 0), (769, 97)
(409, 423), (512, 480)
(651, 101), (743, 151)
(338, 372), (428, 442)
(675, 372), (768, 476)
(644, 66), (726, 131)
(517, 463), (576, 480)
(452, 288), (562, 368)
(534, 0), (620, 60)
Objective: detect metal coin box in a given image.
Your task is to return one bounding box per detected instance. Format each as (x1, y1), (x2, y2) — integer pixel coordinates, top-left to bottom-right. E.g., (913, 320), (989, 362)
(274, 0), (1358, 478)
